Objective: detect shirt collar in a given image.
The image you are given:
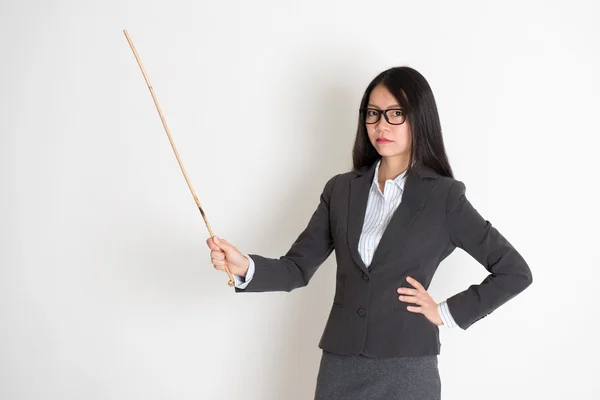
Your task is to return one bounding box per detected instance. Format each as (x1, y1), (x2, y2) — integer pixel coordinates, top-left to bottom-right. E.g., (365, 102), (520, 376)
(372, 158), (408, 192)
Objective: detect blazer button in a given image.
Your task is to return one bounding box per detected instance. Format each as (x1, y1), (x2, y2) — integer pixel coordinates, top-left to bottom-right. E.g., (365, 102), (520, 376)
(362, 273), (369, 281)
(357, 307), (367, 317)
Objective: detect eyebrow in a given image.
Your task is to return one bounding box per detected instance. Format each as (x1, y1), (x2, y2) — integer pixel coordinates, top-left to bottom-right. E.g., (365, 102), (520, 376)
(367, 103), (403, 109)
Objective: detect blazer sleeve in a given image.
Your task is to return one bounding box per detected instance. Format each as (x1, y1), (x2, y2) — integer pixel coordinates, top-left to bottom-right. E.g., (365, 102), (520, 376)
(234, 174), (340, 293)
(444, 180), (533, 330)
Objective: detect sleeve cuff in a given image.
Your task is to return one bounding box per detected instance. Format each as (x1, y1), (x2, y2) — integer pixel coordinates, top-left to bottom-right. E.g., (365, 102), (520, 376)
(439, 300), (459, 328)
(233, 254), (255, 290)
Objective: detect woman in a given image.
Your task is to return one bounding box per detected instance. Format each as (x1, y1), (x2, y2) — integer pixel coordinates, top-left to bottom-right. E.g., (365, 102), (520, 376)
(206, 66), (533, 400)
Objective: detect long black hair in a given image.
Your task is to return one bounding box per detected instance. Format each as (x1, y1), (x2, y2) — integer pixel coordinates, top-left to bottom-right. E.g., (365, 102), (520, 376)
(352, 66), (454, 179)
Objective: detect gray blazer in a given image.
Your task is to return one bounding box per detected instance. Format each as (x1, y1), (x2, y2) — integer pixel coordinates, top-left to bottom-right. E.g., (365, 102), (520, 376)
(235, 160), (533, 357)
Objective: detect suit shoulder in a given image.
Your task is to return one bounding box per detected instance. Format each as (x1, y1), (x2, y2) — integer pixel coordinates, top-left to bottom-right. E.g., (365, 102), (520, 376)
(321, 172), (344, 195)
(327, 169), (364, 188)
(435, 176), (470, 213)
(436, 175), (466, 191)
(334, 170), (356, 182)
(320, 170), (357, 198)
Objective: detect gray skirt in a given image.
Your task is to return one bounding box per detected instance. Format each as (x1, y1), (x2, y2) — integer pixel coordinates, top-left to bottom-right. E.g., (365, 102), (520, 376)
(314, 350), (441, 400)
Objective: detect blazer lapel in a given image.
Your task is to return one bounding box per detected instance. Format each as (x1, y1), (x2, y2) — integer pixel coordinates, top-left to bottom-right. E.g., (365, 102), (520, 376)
(347, 162), (376, 274)
(347, 160), (437, 274)
(368, 169), (434, 271)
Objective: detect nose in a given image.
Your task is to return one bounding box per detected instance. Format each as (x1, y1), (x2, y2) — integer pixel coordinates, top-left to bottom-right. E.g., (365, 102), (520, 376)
(375, 113), (391, 130)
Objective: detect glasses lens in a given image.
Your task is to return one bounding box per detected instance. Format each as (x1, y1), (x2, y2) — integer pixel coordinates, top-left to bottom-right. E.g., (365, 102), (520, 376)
(385, 110), (405, 125)
(362, 109), (406, 124)
(363, 109), (380, 124)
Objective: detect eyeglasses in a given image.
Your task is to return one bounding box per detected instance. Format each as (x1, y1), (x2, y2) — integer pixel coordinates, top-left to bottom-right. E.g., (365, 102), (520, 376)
(359, 108), (407, 125)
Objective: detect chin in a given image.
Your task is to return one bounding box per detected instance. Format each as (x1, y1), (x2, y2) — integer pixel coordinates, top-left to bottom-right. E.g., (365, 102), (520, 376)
(376, 146), (400, 155)
(379, 149), (410, 158)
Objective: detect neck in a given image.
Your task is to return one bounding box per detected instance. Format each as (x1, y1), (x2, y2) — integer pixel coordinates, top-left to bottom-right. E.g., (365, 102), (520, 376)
(378, 155), (410, 182)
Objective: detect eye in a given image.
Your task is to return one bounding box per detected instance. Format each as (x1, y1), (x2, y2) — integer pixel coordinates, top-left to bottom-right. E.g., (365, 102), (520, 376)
(367, 110), (380, 116)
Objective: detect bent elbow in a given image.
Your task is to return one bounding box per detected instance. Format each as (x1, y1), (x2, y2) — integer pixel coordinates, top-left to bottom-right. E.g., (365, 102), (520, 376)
(516, 262), (533, 293)
(524, 270), (533, 290)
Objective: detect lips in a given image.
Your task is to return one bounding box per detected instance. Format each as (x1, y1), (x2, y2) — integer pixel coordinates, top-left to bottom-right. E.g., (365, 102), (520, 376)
(377, 138), (392, 142)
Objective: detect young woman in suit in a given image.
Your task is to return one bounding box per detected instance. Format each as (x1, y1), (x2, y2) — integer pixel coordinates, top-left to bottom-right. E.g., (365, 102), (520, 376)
(206, 66), (533, 400)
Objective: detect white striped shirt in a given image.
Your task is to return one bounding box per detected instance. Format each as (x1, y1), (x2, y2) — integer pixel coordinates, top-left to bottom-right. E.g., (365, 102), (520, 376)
(234, 159), (458, 328)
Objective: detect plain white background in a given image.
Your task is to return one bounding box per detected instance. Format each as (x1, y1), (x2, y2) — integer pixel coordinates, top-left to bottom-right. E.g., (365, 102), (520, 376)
(1, 0), (598, 399)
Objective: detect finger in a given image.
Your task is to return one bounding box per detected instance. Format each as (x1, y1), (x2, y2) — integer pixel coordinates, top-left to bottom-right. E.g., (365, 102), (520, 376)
(211, 256), (224, 264)
(406, 276), (426, 292)
(214, 264), (225, 271)
(406, 305), (423, 313)
(400, 296), (429, 308)
(217, 237), (236, 252)
(398, 295), (422, 306)
(211, 250), (225, 260)
(212, 259), (227, 268)
(206, 238), (221, 251)
(213, 236), (230, 250)
(397, 287), (420, 295)
(213, 236), (224, 245)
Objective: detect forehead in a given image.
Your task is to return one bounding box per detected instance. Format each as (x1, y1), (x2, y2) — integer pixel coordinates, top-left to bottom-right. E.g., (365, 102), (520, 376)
(368, 84), (401, 107)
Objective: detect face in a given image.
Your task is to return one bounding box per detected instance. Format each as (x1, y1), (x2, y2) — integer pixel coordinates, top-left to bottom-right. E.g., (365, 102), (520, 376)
(365, 84), (412, 158)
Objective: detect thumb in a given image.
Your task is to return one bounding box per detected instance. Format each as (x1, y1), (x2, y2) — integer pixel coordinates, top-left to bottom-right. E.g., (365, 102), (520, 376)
(214, 236), (231, 251)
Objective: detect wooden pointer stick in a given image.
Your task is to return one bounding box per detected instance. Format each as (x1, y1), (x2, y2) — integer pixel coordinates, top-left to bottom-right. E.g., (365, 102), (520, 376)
(123, 29), (235, 287)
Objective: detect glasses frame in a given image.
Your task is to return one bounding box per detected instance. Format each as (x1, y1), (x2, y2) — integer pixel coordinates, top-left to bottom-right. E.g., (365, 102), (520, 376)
(359, 107), (407, 125)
